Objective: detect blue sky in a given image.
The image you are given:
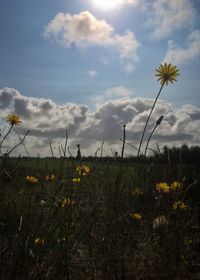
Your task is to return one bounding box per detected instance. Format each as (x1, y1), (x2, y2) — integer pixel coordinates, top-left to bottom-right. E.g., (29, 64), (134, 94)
(0, 0), (200, 156)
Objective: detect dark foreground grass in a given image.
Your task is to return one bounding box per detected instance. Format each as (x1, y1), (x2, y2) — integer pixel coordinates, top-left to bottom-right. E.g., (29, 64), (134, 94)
(0, 158), (200, 280)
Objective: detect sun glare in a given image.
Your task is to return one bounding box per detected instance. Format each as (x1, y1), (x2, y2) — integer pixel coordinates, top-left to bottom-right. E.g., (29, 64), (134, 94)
(91, 0), (122, 10)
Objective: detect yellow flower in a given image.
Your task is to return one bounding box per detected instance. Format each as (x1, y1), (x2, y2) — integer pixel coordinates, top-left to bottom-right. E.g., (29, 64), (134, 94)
(26, 176), (39, 184)
(72, 178), (80, 183)
(6, 114), (21, 126)
(34, 238), (44, 245)
(173, 201), (188, 210)
(155, 182), (170, 193)
(130, 213), (142, 220)
(76, 165), (90, 176)
(61, 198), (75, 208)
(132, 188), (143, 196)
(46, 174), (56, 182)
(155, 63), (180, 86)
(170, 181), (181, 191)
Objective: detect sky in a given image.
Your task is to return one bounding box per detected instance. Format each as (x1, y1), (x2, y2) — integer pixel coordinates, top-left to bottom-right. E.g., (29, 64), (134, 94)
(0, 0), (200, 157)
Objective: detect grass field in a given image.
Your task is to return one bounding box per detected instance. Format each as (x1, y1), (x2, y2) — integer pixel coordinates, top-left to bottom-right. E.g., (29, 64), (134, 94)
(0, 156), (200, 280)
(0, 64), (199, 279)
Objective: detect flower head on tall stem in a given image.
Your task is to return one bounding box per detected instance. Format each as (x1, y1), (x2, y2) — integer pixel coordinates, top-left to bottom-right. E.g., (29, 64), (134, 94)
(0, 114), (22, 151)
(155, 63), (180, 86)
(6, 114), (21, 126)
(137, 63), (180, 156)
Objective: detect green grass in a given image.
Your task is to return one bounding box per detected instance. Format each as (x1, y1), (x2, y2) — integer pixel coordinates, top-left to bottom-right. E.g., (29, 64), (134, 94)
(0, 158), (200, 280)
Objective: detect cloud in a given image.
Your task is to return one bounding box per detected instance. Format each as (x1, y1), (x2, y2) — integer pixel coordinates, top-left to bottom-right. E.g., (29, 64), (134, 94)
(1, 87), (199, 156)
(125, 63), (135, 73)
(0, 87), (88, 138)
(124, 0), (140, 5)
(91, 86), (132, 104)
(88, 70), (97, 77)
(44, 11), (140, 69)
(146, 0), (196, 39)
(163, 30), (200, 64)
(90, 0), (140, 9)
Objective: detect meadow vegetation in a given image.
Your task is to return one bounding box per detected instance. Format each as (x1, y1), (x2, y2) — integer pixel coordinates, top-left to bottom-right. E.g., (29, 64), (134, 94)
(0, 64), (199, 279)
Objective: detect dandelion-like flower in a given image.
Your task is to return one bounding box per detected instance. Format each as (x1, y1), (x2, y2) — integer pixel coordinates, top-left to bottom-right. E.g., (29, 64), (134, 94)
(72, 178), (81, 183)
(155, 182), (170, 193)
(6, 114), (22, 126)
(26, 176), (39, 184)
(173, 201), (188, 210)
(46, 174), (56, 182)
(34, 238), (44, 245)
(130, 213), (142, 220)
(170, 181), (182, 191)
(61, 198), (75, 208)
(155, 63), (180, 86)
(76, 165), (90, 176)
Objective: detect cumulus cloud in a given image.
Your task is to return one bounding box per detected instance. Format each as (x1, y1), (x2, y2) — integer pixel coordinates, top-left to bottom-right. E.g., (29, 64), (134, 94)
(0, 87), (88, 138)
(163, 30), (200, 64)
(146, 0), (196, 39)
(44, 11), (140, 69)
(0, 87), (199, 156)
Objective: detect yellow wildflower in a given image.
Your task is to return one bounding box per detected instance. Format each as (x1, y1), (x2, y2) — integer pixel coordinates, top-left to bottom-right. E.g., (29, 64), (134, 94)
(173, 201), (188, 210)
(130, 213), (142, 220)
(26, 176), (39, 184)
(76, 165), (90, 176)
(72, 178), (80, 183)
(170, 181), (181, 191)
(61, 198), (75, 208)
(155, 182), (170, 193)
(132, 188), (143, 196)
(6, 114), (21, 126)
(155, 63), (180, 86)
(46, 174), (56, 182)
(34, 238), (44, 245)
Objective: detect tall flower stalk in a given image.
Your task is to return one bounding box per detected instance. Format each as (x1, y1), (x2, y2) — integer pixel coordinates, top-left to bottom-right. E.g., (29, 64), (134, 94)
(137, 63), (180, 156)
(0, 114), (22, 152)
(121, 124), (126, 159)
(144, 115), (164, 156)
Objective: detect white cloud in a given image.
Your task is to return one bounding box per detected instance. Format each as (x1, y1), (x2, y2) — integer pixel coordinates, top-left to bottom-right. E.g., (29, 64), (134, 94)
(1, 87), (199, 156)
(113, 0), (140, 6)
(90, 0), (140, 9)
(146, 0), (196, 39)
(44, 11), (113, 48)
(0, 87), (88, 138)
(44, 11), (140, 70)
(88, 70), (97, 77)
(114, 31), (139, 59)
(125, 63), (135, 73)
(91, 86), (132, 104)
(124, 0), (139, 5)
(163, 30), (200, 64)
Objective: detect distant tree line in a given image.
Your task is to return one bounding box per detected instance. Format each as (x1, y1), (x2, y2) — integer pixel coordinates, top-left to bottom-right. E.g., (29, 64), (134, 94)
(13, 144), (200, 165)
(159, 144), (200, 165)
